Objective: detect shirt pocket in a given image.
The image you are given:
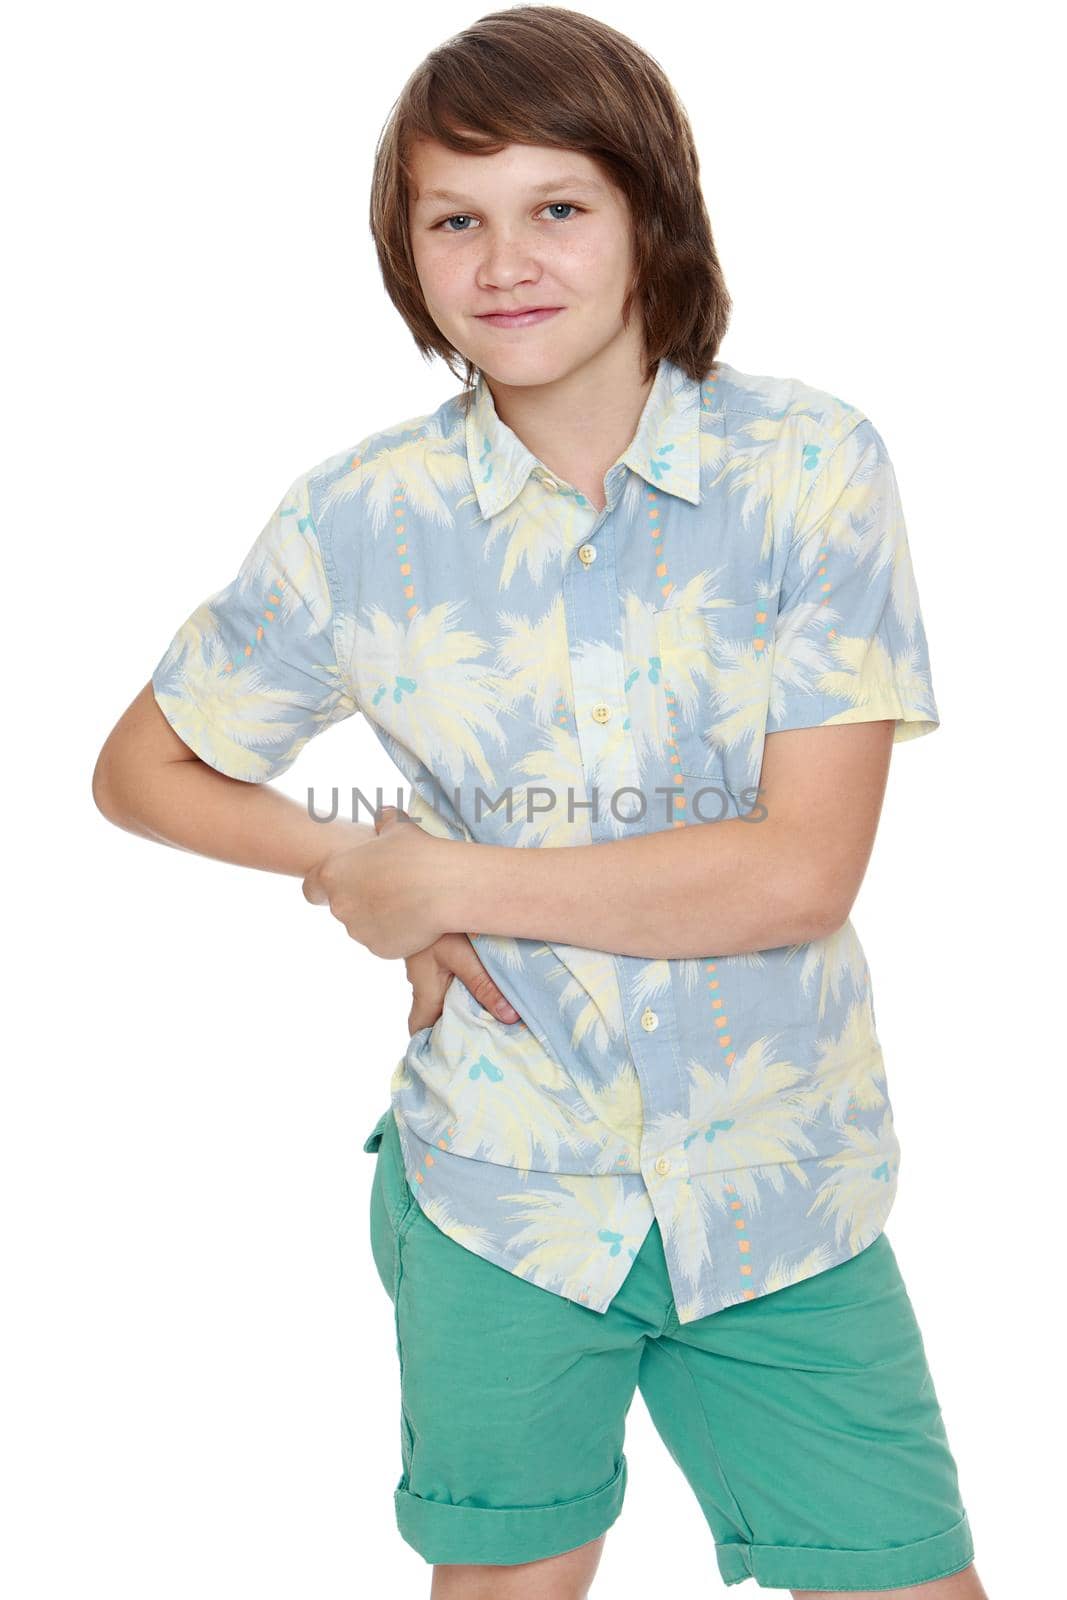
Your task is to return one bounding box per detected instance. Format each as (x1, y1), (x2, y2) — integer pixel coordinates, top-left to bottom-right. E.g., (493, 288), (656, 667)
(652, 600), (773, 817)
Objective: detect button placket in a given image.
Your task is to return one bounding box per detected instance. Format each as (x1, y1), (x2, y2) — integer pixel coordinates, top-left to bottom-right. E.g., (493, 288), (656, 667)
(571, 509), (689, 1237)
(566, 501), (690, 1249)
(623, 977), (693, 1235)
(564, 498), (635, 784)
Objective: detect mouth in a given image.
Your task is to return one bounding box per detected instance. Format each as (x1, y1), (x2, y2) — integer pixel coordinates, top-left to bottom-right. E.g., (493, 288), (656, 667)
(475, 307), (564, 329)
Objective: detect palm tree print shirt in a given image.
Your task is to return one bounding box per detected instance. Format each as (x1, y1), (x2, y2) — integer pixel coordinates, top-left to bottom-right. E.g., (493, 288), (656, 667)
(151, 357), (940, 1322)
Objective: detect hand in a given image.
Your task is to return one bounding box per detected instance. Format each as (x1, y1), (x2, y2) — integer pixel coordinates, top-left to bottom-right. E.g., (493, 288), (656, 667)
(404, 933), (521, 1036)
(301, 804), (461, 959)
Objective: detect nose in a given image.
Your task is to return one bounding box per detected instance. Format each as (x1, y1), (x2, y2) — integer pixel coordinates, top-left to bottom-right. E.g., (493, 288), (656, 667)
(476, 231), (542, 290)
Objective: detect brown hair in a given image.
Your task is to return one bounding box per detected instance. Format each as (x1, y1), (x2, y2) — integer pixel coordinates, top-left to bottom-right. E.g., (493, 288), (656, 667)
(369, 5), (731, 389)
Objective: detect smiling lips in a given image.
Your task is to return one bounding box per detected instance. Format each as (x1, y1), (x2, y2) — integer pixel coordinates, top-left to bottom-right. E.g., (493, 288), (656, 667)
(476, 307), (564, 328)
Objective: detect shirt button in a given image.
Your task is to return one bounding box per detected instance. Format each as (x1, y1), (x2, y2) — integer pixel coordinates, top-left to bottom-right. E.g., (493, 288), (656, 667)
(655, 1155), (671, 1177)
(577, 543), (597, 565)
(640, 1007), (658, 1031)
(591, 702), (612, 725)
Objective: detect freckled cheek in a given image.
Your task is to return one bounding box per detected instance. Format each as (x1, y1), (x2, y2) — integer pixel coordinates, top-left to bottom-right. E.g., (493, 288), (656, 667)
(552, 234), (626, 290)
(415, 252), (470, 317)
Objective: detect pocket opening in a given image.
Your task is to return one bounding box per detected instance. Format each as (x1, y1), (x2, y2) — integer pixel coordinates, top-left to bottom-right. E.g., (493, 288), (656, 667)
(362, 1108), (390, 1153)
(393, 1181), (420, 1489)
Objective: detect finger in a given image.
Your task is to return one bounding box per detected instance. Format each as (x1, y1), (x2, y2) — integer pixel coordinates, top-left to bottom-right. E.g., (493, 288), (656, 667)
(452, 947), (521, 1022)
(301, 868), (327, 906)
(407, 963), (449, 1036)
(408, 996), (443, 1035)
(375, 803), (415, 834)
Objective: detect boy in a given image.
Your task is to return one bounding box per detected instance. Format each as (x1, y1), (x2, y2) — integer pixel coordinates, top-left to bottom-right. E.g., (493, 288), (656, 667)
(93, 8), (987, 1598)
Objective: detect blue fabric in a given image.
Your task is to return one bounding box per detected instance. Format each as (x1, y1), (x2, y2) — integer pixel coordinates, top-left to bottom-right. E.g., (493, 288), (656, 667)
(153, 357), (940, 1323)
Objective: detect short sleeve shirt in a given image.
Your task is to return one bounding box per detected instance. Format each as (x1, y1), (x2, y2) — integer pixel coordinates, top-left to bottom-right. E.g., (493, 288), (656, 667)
(151, 357), (940, 1322)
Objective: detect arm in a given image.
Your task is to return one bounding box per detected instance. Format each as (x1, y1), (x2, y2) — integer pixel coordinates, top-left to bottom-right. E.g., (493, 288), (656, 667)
(94, 683), (523, 1024)
(92, 681), (371, 876)
(313, 719), (894, 962)
(438, 720), (895, 959)
(96, 467), (526, 1033)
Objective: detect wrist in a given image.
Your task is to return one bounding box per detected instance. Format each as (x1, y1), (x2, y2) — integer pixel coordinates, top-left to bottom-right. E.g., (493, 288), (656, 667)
(432, 837), (491, 934)
(307, 818), (376, 871)
(434, 838), (539, 941)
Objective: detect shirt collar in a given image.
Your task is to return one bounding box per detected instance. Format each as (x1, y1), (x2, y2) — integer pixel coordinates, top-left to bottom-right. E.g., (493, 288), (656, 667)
(464, 355), (703, 520)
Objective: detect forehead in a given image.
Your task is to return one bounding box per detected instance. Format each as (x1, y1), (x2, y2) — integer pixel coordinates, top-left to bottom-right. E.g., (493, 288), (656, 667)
(407, 138), (611, 205)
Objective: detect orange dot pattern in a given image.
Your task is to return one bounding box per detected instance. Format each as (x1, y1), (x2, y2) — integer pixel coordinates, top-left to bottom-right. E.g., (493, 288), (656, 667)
(394, 480), (418, 621)
(663, 681), (688, 828)
(723, 1179), (757, 1298)
(222, 453), (364, 674)
(705, 958), (735, 1070)
(415, 1120), (458, 1187)
(221, 578), (286, 675)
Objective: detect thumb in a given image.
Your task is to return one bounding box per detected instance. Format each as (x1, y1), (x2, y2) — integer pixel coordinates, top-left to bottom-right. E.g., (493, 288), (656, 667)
(374, 803), (404, 835)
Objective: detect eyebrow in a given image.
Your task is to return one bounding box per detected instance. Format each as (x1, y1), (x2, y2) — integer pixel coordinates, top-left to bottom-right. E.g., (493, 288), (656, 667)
(414, 174), (605, 207)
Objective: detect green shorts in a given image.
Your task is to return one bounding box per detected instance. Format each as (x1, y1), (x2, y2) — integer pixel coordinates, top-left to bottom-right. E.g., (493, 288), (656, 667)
(364, 1107), (975, 1589)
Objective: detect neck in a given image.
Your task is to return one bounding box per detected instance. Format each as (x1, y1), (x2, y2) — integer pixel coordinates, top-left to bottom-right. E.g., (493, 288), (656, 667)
(483, 335), (655, 512)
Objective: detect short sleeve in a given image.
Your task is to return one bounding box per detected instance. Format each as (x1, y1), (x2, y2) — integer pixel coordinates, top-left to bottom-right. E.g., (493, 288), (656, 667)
(151, 470), (360, 782)
(767, 417), (940, 743)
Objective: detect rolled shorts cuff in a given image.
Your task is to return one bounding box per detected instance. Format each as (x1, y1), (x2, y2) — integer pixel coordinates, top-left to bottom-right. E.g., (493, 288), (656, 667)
(715, 1509), (974, 1591)
(393, 1453), (628, 1566)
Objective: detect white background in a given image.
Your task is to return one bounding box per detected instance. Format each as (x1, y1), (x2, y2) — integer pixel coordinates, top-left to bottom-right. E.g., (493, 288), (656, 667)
(5, 2), (1061, 1595)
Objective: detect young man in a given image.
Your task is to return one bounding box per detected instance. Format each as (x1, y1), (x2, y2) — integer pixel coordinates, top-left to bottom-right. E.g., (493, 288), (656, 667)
(93, 9), (987, 1599)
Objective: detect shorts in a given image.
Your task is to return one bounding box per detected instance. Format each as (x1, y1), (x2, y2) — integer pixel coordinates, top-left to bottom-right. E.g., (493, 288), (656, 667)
(363, 1106), (975, 1590)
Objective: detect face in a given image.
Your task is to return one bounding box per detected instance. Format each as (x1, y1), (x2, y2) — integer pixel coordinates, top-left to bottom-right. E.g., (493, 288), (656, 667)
(407, 138), (642, 389)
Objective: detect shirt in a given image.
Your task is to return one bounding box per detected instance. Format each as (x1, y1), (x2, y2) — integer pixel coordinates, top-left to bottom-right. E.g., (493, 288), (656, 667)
(151, 355), (940, 1324)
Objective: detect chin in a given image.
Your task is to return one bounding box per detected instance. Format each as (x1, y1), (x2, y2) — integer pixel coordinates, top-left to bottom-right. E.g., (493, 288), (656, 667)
(474, 342), (604, 392)
(469, 354), (566, 390)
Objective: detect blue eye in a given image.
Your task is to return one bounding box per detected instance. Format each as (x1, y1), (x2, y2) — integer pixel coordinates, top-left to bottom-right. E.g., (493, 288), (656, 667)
(436, 203), (584, 233)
